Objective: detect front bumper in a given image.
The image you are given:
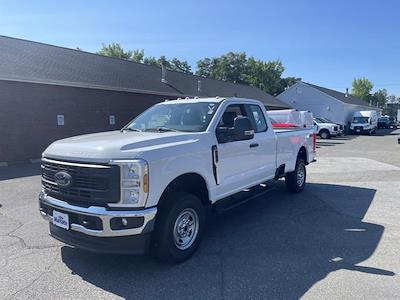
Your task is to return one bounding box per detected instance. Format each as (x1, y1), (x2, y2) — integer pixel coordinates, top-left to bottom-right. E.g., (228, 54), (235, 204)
(39, 192), (157, 253)
(351, 127), (369, 134)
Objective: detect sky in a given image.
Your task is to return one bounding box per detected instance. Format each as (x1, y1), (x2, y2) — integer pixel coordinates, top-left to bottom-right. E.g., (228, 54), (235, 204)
(1, 0), (399, 95)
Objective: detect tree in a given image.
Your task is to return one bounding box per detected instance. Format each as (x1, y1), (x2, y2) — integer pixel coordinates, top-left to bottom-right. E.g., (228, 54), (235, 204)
(141, 55), (192, 73)
(371, 89), (388, 107)
(196, 52), (248, 83)
(131, 49), (144, 63)
(169, 58), (192, 73)
(196, 52), (298, 95)
(196, 58), (212, 78)
(97, 43), (133, 60)
(245, 58), (285, 95)
(280, 77), (301, 91)
(387, 94), (400, 104)
(143, 56), (160, 66)
(352, 77), (373, 101)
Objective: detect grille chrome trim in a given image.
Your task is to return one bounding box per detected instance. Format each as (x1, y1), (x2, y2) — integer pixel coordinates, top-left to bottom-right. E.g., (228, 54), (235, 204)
(41, 157), (120, 205)
(42, 158), (111, 169)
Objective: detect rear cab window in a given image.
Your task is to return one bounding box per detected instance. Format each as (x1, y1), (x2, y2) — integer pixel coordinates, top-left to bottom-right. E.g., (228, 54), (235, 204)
(247, 104), (268, 132)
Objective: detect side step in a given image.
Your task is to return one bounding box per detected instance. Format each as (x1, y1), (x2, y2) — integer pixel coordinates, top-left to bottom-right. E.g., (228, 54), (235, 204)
(214, 183), (276, 213)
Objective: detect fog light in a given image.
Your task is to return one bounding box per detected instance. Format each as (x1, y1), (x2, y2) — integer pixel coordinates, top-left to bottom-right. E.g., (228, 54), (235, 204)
(121, 218), (128, 226)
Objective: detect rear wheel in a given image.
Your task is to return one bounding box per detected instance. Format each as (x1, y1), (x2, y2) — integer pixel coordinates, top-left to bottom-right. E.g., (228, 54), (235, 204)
(319, 129), (331, 139)
(152, 192), (205, 263)
(285, 158), (306, 193)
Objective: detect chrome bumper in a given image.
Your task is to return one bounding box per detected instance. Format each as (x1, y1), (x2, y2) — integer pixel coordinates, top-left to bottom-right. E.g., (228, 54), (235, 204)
(39, 192), (157, 237)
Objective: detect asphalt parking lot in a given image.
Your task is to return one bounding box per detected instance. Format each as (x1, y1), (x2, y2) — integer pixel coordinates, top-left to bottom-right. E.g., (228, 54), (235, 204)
(1, 128), (400, 299)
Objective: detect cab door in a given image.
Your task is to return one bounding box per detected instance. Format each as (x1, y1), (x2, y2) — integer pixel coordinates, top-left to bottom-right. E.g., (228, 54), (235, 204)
(214, 103), (275, 199)
(245, 103), (277, 180)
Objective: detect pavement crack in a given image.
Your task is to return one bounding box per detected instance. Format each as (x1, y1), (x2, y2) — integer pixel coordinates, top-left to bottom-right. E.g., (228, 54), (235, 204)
(7, 251), (59, 300)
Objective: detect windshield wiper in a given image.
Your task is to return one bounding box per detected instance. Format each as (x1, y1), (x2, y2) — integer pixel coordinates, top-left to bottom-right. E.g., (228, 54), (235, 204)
(145, 127), (180, 132)
(121, 127), (142, 132)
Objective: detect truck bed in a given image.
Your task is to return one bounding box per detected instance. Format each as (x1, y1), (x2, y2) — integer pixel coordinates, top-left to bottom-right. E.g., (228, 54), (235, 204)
(274, 127), (315, 173)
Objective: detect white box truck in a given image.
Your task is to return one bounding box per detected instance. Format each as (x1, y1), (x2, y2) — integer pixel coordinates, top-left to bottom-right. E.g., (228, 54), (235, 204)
(350, 110), (378, 135)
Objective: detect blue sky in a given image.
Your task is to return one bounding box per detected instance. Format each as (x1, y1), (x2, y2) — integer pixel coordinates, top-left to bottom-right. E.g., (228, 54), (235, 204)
(1, 0), (399, 95)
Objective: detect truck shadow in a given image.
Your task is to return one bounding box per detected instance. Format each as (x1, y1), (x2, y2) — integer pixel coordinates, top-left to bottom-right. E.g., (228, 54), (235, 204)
(61, 182), (393, 299)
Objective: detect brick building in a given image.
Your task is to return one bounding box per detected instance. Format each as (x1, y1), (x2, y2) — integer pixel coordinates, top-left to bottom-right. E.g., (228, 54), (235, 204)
(0, 35), (290, 163)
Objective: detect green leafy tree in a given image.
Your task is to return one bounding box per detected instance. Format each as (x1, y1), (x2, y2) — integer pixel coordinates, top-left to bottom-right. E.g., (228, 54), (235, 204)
(280, 77), (301, 91)
(143, 56), (159, 66)
(196, 52), (248, 83)
(97, 43), (133, 60)
(196, 52), (298, 95)
(371, 89), (388, 107)
(169, 58), (192, 73)
(352, 77), (373, 101)
(131, 49), (145, 63)
(196, 58), (212, 77)
(141, 55), (192, 73)
(245, 58), (285, 95)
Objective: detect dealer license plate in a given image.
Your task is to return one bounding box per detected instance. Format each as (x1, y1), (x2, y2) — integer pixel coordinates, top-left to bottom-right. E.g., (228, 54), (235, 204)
(53, 210), (69, 230)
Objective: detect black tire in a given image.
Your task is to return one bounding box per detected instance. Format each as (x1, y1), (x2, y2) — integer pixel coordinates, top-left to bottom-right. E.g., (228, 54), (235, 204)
(319, 129), (331, 139)
(285, 158), (306, 193)
(152, 192), (205, 263)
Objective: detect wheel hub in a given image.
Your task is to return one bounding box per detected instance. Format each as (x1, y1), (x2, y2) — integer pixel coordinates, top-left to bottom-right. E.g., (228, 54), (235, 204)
(173, 208), (199, 250)
(297, 163), (305, 187)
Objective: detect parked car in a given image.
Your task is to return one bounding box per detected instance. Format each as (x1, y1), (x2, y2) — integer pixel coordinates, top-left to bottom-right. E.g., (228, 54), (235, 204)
(388, 117), (397, 129)
(313, 117), (341, 139)
(39, 97), (316, 263)
(318, 117), (345, 135)
(350, 110), (378, 134)
(378, 117), (390, 129)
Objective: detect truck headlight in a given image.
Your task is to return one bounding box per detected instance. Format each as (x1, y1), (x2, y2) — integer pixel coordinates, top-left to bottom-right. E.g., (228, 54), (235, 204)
(109, 159), (149, 207)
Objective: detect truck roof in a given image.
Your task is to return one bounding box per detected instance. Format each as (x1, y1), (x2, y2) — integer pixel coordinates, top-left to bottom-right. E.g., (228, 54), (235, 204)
(164, 97), (262, 105)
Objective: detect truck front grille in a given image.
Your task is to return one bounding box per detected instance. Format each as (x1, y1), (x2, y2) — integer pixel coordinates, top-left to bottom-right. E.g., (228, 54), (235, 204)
(41, 158), (120, 206)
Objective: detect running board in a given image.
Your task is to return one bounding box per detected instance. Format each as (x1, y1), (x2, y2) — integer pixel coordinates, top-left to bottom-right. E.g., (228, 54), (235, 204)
(214, 183), (276, 213)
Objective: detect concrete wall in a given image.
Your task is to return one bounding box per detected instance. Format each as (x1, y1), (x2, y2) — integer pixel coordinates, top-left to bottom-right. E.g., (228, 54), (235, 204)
(0, 80), (166, 163)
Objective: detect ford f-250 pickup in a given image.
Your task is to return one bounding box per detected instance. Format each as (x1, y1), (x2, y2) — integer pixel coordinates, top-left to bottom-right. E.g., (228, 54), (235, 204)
(39, 97), (316, 262)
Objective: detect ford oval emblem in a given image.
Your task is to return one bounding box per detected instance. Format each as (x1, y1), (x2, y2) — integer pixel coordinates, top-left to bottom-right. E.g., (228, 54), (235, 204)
(54, 171), (72, 188)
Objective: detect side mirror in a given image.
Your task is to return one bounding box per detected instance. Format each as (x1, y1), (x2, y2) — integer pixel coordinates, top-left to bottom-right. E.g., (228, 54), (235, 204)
(233, 116), (254, 140)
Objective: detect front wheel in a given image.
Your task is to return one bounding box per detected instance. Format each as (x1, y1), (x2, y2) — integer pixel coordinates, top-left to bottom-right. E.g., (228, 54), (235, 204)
(285, 158), (306, 193)
(319, 129), (331, 139)
(152, 192), (205, 263)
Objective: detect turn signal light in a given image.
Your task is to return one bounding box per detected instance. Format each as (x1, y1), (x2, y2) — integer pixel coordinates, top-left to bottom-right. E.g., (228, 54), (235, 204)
(143, 173), (148, 193)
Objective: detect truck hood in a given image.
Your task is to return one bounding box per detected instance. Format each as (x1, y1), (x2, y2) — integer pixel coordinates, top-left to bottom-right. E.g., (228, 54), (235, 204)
(43, 130), (202, 163)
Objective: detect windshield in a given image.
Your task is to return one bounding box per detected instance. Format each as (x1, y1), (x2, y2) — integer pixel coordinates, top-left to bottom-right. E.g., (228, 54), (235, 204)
(314, 118), (328, 123)
(123, 102), (220, 132)
(321, 117), (334, 123)
(353, 117), (369, 124)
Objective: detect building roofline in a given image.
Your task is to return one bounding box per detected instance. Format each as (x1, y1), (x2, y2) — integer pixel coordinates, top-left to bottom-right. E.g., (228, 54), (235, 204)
(0, 77), (288, 107)
(0, 77), (187, 98)
(0, 34), (266, 92)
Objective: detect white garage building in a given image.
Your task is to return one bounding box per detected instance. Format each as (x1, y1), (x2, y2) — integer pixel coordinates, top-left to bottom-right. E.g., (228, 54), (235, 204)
(277, 82), (381, 126)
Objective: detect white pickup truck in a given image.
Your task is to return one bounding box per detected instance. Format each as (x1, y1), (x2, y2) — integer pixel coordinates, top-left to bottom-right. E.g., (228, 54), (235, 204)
(39, 97), (316, 262)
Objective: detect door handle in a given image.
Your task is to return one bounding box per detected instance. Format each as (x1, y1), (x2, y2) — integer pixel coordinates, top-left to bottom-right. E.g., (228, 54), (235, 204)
(249, 143), (259, 148)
